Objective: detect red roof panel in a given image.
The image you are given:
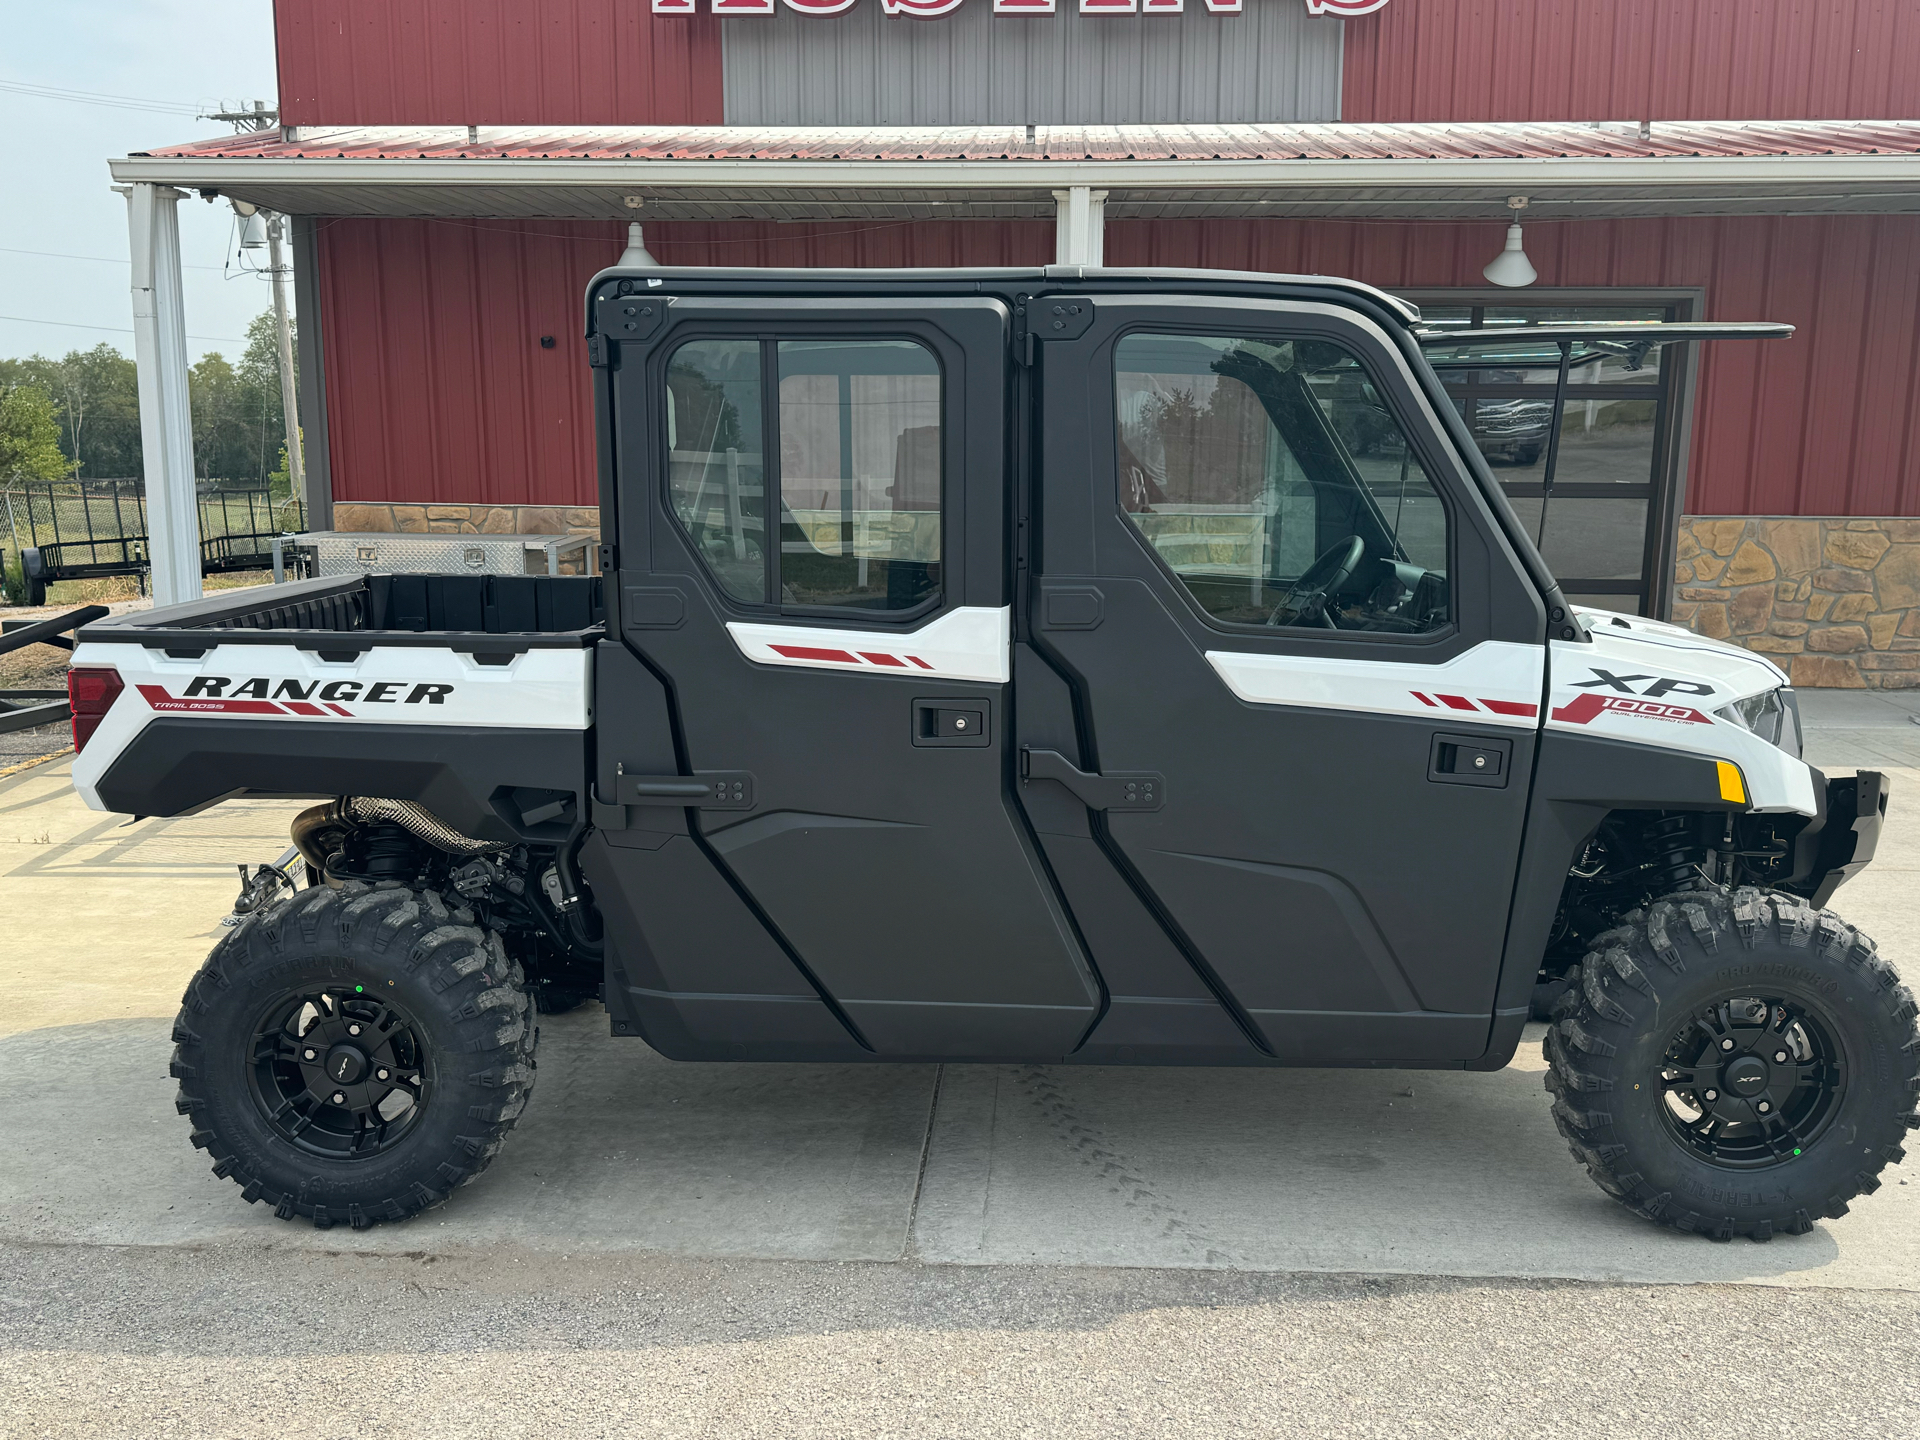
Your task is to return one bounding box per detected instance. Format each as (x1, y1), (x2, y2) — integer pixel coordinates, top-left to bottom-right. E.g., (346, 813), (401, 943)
(142, 119), (1918, 165)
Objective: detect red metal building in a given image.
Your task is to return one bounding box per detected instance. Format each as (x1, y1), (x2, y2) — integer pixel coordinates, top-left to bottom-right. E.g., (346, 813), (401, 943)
(112, 0), (1919, 683)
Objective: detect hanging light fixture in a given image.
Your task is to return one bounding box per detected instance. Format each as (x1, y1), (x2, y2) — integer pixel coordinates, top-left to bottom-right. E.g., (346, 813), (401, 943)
(618, 221), (659, 268)
(231, 198), (269, 251)
(1482, 196), (1537, 288)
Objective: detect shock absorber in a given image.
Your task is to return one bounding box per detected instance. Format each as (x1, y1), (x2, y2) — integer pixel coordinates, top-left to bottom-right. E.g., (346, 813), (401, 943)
(1641, 812), (1705, 892)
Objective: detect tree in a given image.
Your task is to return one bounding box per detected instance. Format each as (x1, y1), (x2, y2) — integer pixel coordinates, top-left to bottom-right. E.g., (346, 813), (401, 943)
(0, 382), (71, 485)
(185, 310), (295, 486)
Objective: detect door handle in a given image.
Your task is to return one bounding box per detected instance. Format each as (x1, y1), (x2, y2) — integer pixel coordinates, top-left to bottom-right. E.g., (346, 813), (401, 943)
(1021, 749), (1165, 811)
(609, 766), (756, 809)
(1427, 733), (1511, 788)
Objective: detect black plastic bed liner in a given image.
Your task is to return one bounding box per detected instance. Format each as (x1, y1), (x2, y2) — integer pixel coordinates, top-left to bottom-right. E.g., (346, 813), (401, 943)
(75, 573), (605, 653)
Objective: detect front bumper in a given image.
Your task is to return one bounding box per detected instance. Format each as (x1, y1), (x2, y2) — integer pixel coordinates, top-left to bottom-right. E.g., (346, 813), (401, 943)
(1800, 770), (1889, 909)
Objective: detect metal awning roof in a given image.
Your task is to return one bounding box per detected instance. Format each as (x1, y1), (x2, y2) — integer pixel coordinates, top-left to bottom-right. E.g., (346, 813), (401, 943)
(110, 120), (1920, 221)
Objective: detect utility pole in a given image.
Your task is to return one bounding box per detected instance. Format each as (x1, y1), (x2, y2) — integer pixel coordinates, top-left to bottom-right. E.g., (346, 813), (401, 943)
(264, 212), (305, 509)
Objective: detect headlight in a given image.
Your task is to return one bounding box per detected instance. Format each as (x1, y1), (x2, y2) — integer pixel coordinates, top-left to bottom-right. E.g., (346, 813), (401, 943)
(1715, 685), (1801, 758)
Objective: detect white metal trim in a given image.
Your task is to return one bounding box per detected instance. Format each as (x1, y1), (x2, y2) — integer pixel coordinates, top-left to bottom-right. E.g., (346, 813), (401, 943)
(1204, 639), (1545, 728)
(725, 605), (1010, 683)
(107, 150), (1920, 196)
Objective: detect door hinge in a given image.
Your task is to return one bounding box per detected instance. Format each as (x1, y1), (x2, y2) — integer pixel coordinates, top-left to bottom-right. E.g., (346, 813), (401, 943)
(1021, 748), (1164, 811)
(586, 334), (612, 368)
(1012, 294), (1095, 367)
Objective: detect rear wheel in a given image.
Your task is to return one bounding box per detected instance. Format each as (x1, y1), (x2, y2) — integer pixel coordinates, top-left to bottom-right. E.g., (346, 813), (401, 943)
(171, 882), (536, 1229)
(1544, 886), (1918, 1240)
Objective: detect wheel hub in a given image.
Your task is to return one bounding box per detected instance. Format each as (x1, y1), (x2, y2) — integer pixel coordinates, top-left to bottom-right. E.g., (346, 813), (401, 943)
(1657, 994), (1843, 1170)
(248, 987), (429, 1159)
(324, 1043), (369, 1085)
(1723, 1054), (1770, 1096)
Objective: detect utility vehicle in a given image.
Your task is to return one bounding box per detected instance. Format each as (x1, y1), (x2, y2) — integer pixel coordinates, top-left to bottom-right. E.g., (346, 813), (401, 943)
(68, 267), (1912, 1241)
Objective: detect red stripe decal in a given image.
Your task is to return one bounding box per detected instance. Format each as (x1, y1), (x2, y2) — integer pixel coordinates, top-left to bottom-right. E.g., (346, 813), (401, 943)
(1411, 691), (1438, 707)
(858, 652), (908, 667)
(1435, 694), (1478, 712)
(326, 703), (354, 716)
(770, 644), (862, 664)
(906, 656), (934, 670)
(283, 701), (328, 716)
(137, 684), (285, 716)
(1478, 699), (1539, 717)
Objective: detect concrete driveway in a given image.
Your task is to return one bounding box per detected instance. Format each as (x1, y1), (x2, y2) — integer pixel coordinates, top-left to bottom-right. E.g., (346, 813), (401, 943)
(1, 695), (1914, 1437)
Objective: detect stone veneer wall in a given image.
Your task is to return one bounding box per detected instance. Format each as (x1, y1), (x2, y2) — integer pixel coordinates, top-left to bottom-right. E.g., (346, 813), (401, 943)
(332, 503), (1915, 689)
(1672, 517), (1917, 689)
(332, 502), (602, 539)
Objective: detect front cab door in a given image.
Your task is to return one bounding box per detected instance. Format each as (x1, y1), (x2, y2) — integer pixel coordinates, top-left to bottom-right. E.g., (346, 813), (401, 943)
(1026, 295), (1549, 1063)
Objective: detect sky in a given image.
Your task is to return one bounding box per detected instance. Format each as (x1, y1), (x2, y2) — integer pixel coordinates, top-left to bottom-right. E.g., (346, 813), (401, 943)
(0, 0), (283, 366)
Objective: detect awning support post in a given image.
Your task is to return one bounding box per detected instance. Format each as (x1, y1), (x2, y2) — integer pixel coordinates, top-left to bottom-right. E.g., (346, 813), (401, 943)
(1052, 186), (1107, 267)
(122, 181), (201, 607)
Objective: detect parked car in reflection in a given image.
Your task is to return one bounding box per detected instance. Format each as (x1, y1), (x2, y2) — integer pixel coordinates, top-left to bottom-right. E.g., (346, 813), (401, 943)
(1472, 398), (1554, 466)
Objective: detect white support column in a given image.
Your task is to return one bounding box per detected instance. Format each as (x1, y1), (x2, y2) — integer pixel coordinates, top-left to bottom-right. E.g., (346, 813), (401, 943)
(123, 182), (201, 607)
(1052, 186), (1108, 267)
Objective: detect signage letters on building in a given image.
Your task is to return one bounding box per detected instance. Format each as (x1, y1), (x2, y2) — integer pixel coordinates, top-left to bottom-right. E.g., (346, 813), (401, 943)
(656, 0), (1386, 16)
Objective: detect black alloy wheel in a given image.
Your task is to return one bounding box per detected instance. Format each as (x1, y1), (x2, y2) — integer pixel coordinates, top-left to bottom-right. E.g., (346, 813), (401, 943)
(1655, 994), (1843, 1169)
(1544, 886), (1918, 1241)
(172, 881), (536, 1229)
(249, 987), (430, 1159)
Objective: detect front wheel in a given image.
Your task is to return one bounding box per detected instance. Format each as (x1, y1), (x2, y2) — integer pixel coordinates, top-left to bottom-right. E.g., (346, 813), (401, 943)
(1544, 886), (1918, 1240)
(170, 882), (536, 1229)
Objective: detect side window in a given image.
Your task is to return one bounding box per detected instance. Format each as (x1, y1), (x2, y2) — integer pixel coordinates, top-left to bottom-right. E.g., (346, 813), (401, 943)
(667, 340), (766, 604)
(665, 337), (942, 615)
(1115, 333), (1450, 635)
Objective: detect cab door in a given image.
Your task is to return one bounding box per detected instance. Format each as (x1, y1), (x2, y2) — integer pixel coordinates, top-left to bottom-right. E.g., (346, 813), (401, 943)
(598, 293), (1098, 1060)
(1023, 295), (1549, 1062)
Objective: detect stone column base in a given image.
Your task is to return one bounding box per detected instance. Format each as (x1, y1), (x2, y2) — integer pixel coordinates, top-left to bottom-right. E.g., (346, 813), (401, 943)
(1673, 517), (1917, 689)
(331, 502), (601, 539)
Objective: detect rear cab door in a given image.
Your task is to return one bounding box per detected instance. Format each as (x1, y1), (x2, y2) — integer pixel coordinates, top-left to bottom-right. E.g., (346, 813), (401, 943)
(1023, 290), (1552, 1062)
(591, 284), (1099, 1059)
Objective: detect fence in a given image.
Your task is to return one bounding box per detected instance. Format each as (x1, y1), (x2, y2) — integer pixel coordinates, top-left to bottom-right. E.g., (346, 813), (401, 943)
(1, 479), (305, 573)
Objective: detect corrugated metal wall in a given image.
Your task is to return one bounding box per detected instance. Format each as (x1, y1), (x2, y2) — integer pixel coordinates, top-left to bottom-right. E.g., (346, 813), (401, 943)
(319, 214), (1915, 519)
(273, 0), (722, 125)
(721, 3), (1342, 125)
(274, 0), (1920, 129)
(1341, 0), (1920, 122)
(317, 218), (1054, 507)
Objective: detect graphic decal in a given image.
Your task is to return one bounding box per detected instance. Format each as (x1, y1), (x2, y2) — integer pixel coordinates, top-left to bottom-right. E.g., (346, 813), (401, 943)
(728, 607), (1010, 684)
(137, 678), (456, 717)
(768, 645), (936, 670)
(1410, 692), (1538, 718)
(1550, 693), (1712, 727)
(1571, 668), (1716, 699)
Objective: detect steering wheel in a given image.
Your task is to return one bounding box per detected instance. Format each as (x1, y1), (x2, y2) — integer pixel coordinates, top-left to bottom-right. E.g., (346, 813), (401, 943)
(1268, 535), (1365, 629)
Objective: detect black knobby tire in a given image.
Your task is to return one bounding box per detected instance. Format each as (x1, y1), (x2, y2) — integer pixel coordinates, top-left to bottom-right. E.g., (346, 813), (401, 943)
(1544, 885), (1919, 1240)
(170, 882), (536, 1230)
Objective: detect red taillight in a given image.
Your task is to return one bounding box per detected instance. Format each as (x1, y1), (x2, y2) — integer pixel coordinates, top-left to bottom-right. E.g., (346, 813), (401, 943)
(67, 667), (125, 753)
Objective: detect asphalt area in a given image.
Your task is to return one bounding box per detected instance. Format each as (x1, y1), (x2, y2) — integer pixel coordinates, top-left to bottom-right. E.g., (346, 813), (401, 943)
(0, 687), (1914, 1437)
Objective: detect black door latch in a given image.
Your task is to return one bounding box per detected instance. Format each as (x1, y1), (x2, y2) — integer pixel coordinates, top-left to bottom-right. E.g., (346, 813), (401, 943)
(1021, 749), (1164, 811)
(1428, 733), (1512, 789)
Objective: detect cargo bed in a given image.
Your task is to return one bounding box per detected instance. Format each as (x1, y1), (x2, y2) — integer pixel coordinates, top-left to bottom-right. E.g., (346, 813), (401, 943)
(67, 573), (602, 841)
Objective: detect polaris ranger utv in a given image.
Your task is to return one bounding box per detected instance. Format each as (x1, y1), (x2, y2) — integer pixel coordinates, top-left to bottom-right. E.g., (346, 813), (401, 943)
(68, 267), (1911, 1241)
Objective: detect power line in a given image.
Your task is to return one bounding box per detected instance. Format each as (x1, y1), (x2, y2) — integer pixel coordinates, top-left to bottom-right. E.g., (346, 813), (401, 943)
(0, 245), (229, 273)
(0, 313), (246, 345)
(0, 78), (207, 117)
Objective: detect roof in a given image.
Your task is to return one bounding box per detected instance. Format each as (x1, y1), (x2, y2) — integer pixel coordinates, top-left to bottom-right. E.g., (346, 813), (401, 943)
(116, 119), (1919, 222)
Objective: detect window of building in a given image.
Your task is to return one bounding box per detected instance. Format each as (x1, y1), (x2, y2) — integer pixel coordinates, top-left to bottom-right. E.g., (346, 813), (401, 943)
(1415, 301), (1680, 615)
(1115, 333), (1450, 634)
(665, 338), (942, 614)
